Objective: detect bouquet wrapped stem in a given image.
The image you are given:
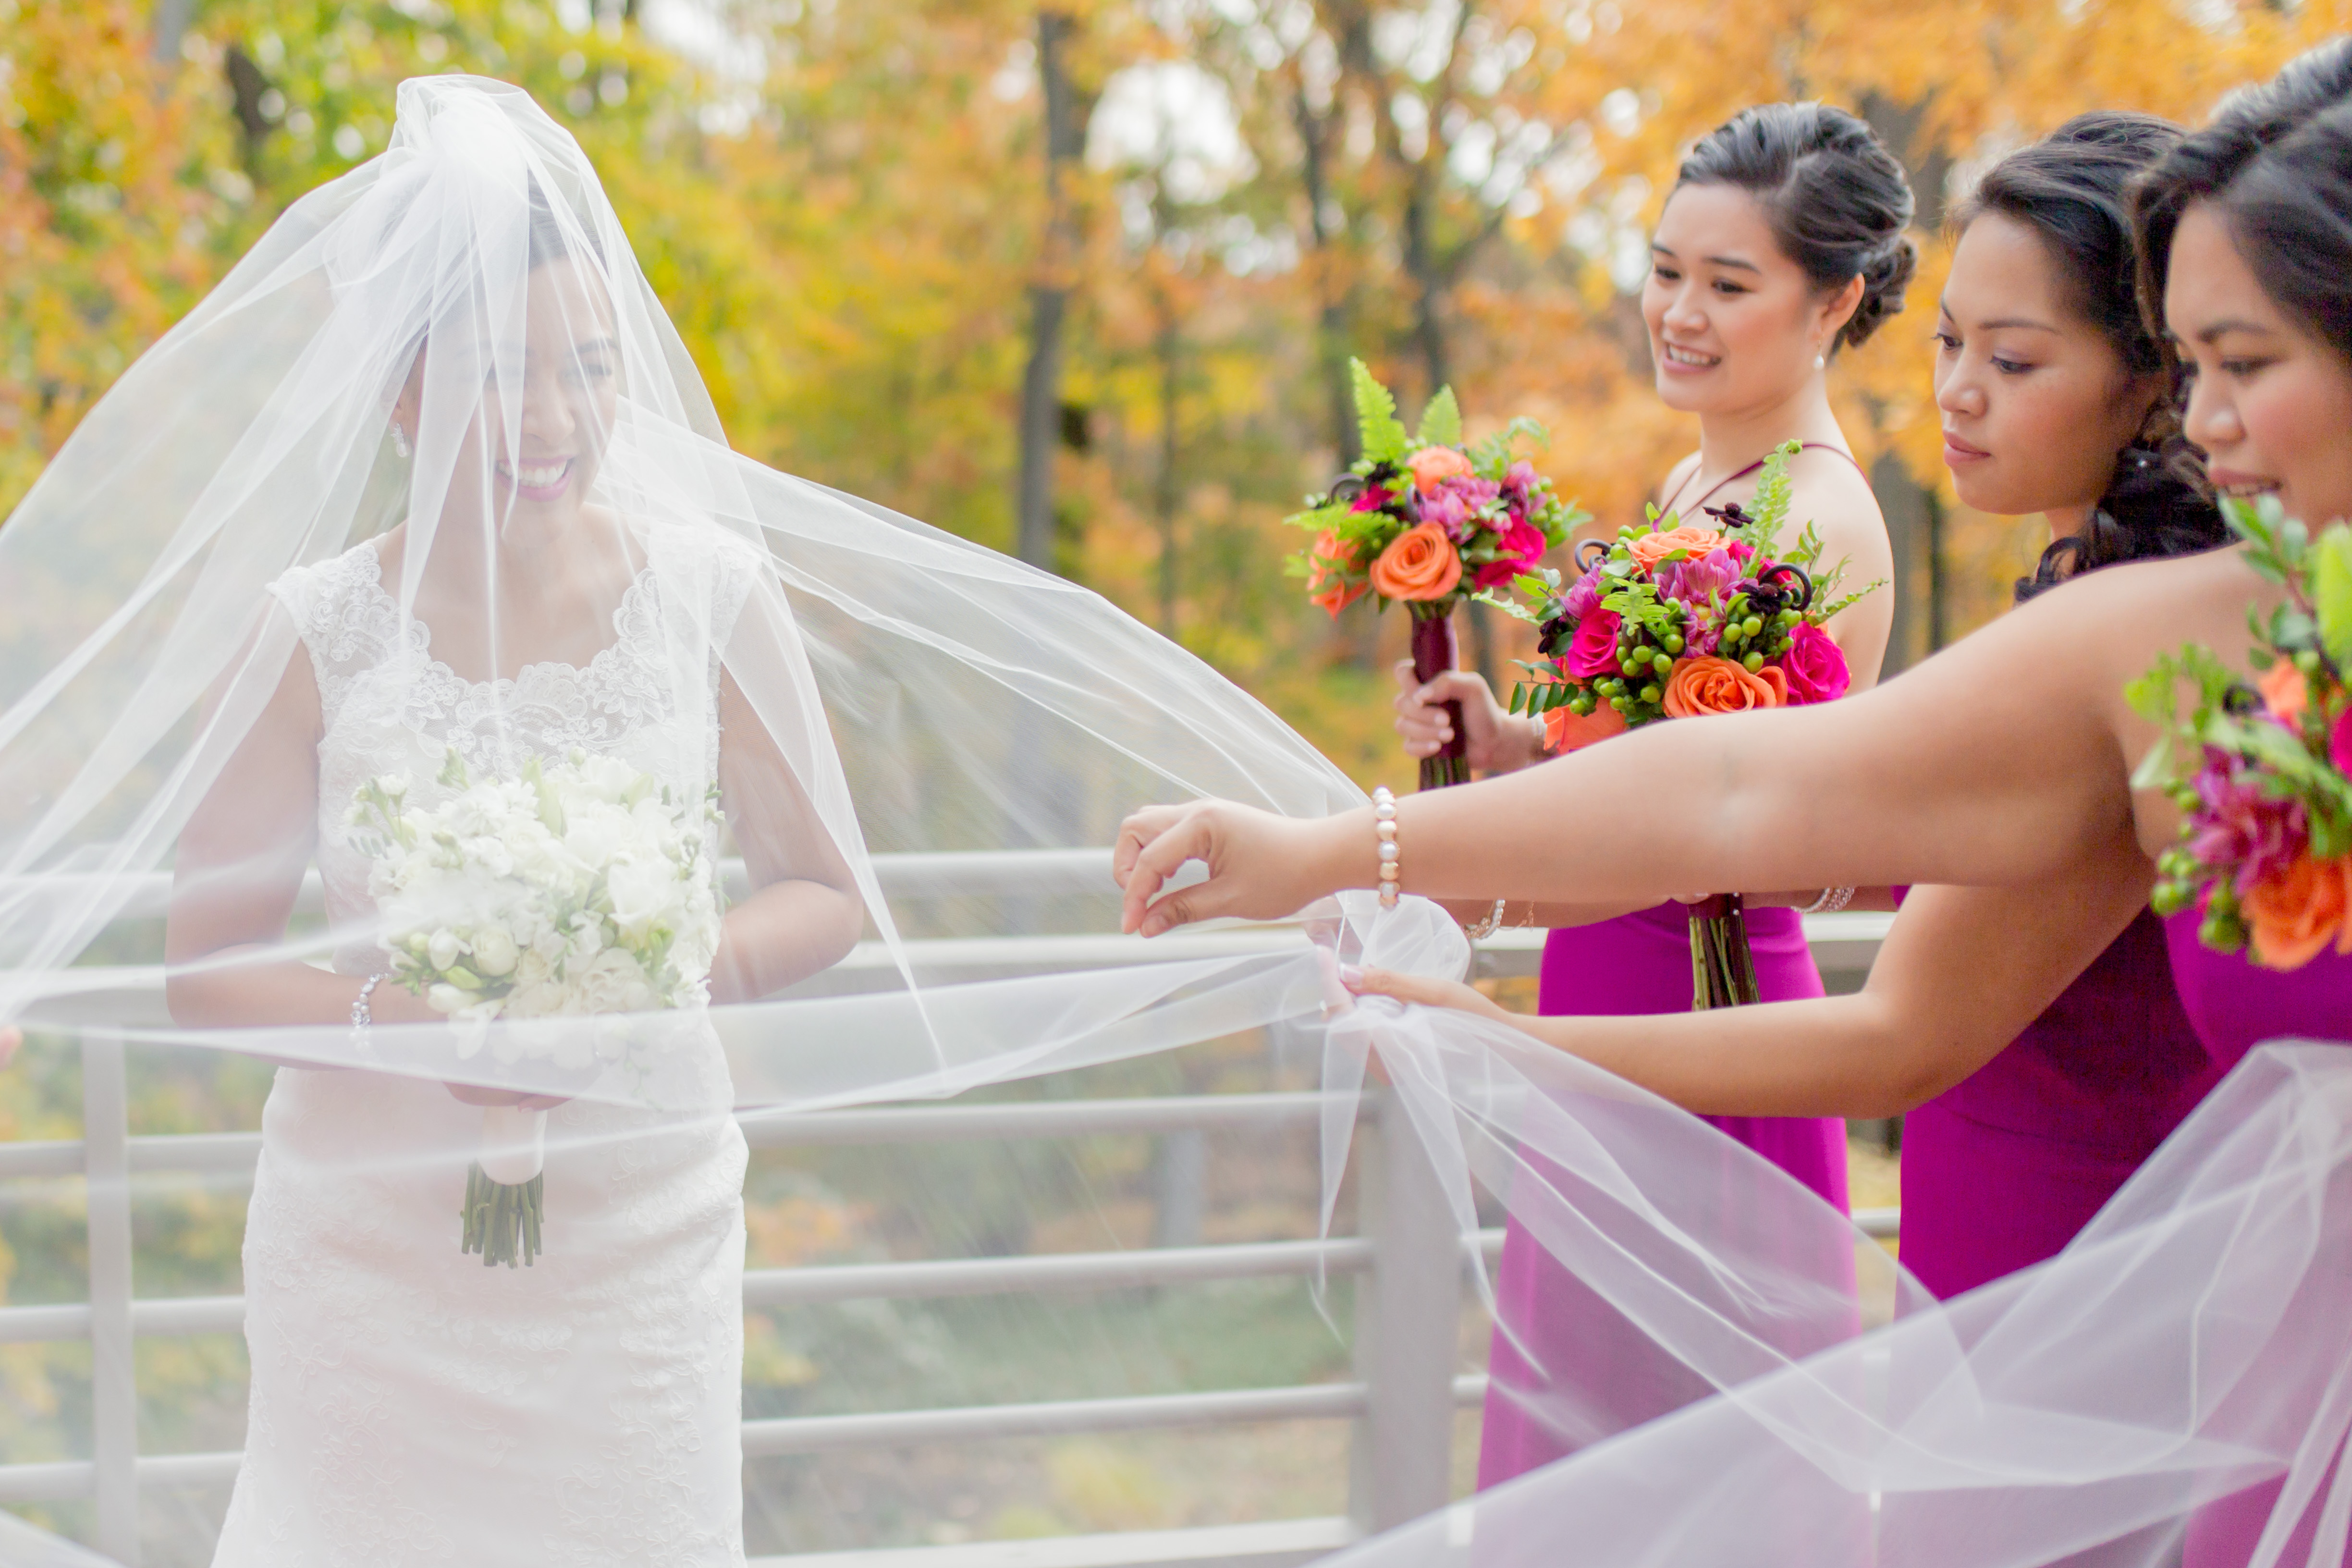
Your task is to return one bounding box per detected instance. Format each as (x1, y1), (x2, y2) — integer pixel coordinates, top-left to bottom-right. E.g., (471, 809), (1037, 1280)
(1687, 894), (1762, 1010)
(462, 1163), (545, 1269)
(1410, 607), (1472, 790)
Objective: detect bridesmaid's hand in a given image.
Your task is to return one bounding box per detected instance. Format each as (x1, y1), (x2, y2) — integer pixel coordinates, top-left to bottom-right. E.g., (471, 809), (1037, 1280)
(1340, 965), (1517, 1027)
(1115, 800), (1360, 936)
(1392, 663), (1544, 773)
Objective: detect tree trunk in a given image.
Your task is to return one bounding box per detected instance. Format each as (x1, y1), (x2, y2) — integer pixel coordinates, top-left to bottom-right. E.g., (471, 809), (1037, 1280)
(1860, 93), (1953, 673)
(1017, 11), (1080, 571)
(1154, 299), (1180, 635)
(1293, 83), (1357, 468)
(152, 0), (193, 61)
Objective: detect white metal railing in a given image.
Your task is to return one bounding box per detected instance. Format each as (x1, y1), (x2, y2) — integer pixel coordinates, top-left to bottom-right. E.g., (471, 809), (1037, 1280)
(0, 853), (1893, 1565)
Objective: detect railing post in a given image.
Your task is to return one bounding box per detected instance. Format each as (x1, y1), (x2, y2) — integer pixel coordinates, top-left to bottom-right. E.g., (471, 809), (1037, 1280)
(1348, 1098), (1461, 1534)
(82, 1034), (139, 1565)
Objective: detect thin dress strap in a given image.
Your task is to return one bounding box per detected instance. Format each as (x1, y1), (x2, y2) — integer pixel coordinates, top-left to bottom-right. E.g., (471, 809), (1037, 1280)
(1663, 441), (1864, 518)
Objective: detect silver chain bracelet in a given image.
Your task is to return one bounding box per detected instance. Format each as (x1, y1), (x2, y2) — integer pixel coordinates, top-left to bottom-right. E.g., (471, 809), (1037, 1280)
(1801, 885), (1856, 916)
(350, 973), (392, 1034)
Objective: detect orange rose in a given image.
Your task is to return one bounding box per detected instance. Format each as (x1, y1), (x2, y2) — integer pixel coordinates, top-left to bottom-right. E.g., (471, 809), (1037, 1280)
(2243, 854), (2352, 969)
(1662, 656), (1783, 718)
(2259, 658), (2310, 725)
(1406, 446), (1474, 494)
(1628, 525), (1726, 571)
(1369, 522), (1463, 602)
(1544, 703), (1629, 754)
(1306, 530), (1366, 617)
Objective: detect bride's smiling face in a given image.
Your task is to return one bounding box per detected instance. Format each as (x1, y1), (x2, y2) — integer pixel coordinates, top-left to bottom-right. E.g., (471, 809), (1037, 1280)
(395, 255), (620, 532)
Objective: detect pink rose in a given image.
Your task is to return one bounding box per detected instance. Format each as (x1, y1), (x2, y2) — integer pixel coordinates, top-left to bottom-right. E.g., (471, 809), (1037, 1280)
(1473, 514), (1549, 589)
(2333, 707), (2352, 776)
(1565, 610), (1623, 678)
(1778, 623), (1850, 705)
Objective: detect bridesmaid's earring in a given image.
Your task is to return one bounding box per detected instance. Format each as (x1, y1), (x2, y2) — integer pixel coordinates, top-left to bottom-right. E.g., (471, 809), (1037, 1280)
(391, 423), (411, 459)
(1813, 350), (1826, 371)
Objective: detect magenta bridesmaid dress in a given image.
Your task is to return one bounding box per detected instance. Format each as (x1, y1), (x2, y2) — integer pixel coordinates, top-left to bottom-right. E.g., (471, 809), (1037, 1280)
(1899, 909), (2218, 1300)
(2164, 917), (2352, 1568)
(1475, 901), (1847, 1485)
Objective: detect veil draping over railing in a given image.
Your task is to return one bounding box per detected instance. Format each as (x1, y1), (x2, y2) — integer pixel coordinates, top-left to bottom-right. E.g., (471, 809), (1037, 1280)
(0, 74), (2348, 1568)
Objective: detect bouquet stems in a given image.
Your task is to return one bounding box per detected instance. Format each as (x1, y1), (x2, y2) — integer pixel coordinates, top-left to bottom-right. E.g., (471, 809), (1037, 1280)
(461, 1164), (544, 1269)
(1410, 605), (1473, 790)
(1687, 894), (1762, 1010)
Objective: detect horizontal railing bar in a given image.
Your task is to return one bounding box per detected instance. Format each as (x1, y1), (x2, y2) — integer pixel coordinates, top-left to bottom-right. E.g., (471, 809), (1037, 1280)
(0, 1448), (242, 1504)
(741, 1383), (1367, 1457)
(737, 1090), (1356, 1148)
(745, 1238), (1373, 1308)
(1454, 1373), (1488, 1407)
(1856, 1206), (1899, 1239)
(750, 1515), (1360, 1568)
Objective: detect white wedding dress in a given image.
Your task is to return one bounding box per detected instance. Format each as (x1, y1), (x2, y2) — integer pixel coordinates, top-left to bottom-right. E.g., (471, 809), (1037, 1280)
(212, 522), (761, 1566)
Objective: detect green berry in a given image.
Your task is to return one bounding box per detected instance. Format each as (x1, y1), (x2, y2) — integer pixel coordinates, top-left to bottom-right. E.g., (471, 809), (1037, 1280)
(1663, 634), (1685, 655)
(1742, 650), (1764, 674)
(1741, 616), (1764, 639)
(1640, 683), (1662, 704)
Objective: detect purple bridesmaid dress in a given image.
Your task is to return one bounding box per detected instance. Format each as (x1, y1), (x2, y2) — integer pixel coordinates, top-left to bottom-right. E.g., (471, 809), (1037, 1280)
(1475, 902), (1848, 1486)
(2164, 917), (2352, 1568)
(1899, 909), (2217, 1300)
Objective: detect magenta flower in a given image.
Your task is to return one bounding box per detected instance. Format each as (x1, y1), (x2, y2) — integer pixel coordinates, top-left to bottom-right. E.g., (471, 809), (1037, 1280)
(1351, 483), (1393, 514)
(1658, 547), (1742, 609)
(1561, 565), (1605, 622)
(1566, 610), (1623, 678)
(1779, 622), (1850, 705)
(2189, 752), (2309, 895)
(2333, 707), (2352, 776)
(1419, 486), (1470, 538)
(1474, 514), (1549, 589)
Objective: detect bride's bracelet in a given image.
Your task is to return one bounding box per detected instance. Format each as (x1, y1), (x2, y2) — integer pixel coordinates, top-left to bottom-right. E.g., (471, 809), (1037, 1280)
(1801, 885), (1856, 916)
(1462, 899), (1507, 941)
(351, 973), (392, 1033)
(1372, 786), (1400, 909)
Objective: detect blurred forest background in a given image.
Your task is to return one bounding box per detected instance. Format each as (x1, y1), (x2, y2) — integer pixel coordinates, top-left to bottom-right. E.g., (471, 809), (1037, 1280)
(11, 0), (2351, 783)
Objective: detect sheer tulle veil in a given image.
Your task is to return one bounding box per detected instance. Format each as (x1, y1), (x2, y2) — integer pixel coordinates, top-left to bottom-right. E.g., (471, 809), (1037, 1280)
(1, 73), (2349, 1568)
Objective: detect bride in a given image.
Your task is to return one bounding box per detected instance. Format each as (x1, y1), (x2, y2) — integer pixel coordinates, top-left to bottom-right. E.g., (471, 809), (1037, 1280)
(150, 81), (862, 1562)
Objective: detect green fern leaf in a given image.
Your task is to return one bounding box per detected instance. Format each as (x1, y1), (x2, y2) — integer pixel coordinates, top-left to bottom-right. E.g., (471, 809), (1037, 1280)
(1350, 358), (1411, 466)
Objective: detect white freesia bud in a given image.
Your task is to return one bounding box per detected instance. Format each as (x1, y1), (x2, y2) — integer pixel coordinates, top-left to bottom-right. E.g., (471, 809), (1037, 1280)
(472, 927), (519, 977)
(427, 982), (469, 1015)
(428, 929), (464, 971)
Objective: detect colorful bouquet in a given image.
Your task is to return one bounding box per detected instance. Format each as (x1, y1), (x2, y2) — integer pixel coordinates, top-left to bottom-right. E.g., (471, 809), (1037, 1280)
(1286, 359), (1585, 788)
(348, 746), (724, 1265)
(2132, 497), (2352, 969)
(1497, 441), (1880, 1008)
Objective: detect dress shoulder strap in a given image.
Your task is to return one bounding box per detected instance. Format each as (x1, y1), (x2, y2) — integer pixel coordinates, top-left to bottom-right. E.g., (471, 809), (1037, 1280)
(1673, 441), (1866, 516)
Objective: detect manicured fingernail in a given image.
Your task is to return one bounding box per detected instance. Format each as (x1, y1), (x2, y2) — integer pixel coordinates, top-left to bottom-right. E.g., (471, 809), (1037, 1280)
(1339, 964), (1364, 989)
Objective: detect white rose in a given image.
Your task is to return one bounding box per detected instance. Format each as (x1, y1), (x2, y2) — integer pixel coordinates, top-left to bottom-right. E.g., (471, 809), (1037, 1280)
(605, 849), (677, 942)
(471, 927), (519, 977)
(571, 948), (655, 1015)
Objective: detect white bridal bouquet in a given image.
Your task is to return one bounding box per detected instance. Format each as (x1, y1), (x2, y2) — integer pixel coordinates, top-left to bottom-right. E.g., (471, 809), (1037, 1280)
(348, 747), (724, 1267)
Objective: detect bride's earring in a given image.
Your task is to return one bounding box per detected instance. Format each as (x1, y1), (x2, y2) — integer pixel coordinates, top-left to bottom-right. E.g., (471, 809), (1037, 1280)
(1813, 350), (1827, 371)
(390, 422), (411, 460)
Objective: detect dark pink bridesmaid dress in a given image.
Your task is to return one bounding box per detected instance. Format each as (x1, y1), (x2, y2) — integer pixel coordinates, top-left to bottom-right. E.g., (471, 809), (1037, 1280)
(1475, 902), (1848, 1485)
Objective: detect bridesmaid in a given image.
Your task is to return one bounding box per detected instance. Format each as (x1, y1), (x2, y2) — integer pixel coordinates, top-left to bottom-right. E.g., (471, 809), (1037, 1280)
(1115, 42), (2352, 1564)
(1406, 115), (2229, 1304)
(1387, 101), (1913, 1483)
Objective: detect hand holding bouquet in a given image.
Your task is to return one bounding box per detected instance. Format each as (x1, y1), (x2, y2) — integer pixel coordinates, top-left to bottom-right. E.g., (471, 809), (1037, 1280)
(348, 747), (724, 1266)
(1286, 359), (1586, 787)
(1498, 442), (1882, 1007)
(2132, 498), (2352, 969)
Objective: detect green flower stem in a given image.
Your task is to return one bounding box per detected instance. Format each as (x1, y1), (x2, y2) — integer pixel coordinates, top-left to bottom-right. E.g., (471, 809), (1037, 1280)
(461, 1163), (545, 1269)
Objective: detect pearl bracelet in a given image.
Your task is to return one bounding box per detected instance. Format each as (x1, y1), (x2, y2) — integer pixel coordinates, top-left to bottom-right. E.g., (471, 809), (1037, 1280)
(351, 973), (391, 1032)
(1462, 899), (1507, 941)
(1372, 786), (1400, 909)
(1801, 885), (1856, 916)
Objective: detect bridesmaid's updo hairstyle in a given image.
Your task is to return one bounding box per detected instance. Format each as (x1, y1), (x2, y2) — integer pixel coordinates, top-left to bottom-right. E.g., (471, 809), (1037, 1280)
(1675, 103), (1919, 354)
(1956, 114), (2226, 602)
(2134, 37), (2352, 368)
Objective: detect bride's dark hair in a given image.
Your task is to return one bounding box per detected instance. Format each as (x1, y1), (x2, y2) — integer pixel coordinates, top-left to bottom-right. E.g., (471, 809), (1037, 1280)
(1675, 103), (1918, 353)
(1955, 113), (2226, 603)
(2135, 38), (2352, 373)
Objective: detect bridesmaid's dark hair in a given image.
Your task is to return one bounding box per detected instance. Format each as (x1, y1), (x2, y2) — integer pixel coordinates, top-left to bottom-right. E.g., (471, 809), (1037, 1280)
(1676, 103), (1918, 354)
(1954, 113), (2225, 602)
(2135, 38), (2352, 368)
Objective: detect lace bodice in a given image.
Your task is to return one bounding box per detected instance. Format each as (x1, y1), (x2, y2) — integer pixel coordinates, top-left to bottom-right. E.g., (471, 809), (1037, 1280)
(269, 523), (761, 975)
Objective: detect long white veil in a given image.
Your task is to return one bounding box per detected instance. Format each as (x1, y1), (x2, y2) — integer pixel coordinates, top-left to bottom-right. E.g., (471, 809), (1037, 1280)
(0, 73), (2347, 1568)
